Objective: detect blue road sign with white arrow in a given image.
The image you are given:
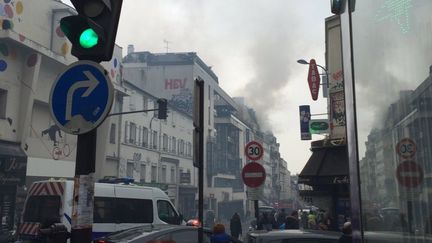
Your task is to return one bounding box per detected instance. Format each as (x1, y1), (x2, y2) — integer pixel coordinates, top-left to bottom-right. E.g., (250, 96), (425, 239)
(49, 60), (114, 135)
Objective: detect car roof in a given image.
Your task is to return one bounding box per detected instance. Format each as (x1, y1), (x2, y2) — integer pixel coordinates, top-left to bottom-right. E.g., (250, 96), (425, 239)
(248, 229), (341, 239)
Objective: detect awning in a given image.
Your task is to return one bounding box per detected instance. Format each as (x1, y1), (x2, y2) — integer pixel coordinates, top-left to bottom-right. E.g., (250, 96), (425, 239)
(298, 144), (349, 185)
(0, 141), (27, 186)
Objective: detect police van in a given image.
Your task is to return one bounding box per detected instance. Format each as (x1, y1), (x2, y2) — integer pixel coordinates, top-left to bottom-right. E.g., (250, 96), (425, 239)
(18, 178), (184, 241)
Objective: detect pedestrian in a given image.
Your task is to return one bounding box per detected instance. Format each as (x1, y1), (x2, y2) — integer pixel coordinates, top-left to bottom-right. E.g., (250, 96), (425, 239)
(257, 212), (272, 231)
(301, 210), (308, 229)
(270, 210), (279, 229)
(211, 223), (231, 243)
(205, 210), (215, 228)
(338, 222), (352, 243)
(425, 214), (432, 234)
(285, 210), (300, 229)
(308, 211), (317, 229)
(276, 209), (287, 227)
(230, 212), (242, 240)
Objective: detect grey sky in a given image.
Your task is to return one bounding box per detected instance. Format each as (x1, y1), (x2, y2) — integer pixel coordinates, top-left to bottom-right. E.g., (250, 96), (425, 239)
(63, 0), (332, 173)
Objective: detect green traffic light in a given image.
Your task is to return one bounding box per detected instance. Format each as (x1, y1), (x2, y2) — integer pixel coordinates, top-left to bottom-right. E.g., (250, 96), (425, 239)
(79, 28), (98, 48)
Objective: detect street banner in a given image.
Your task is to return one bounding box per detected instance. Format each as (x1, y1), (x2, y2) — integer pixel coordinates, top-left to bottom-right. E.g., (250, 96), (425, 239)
(299, 105), (311, 140)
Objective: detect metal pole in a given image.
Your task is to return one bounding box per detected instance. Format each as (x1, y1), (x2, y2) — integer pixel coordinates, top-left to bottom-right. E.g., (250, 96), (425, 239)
(197, 80), (205, 243)
(70, 129), (96, 243)
(254, 200), (259, 227)
(407, 200), (413, 234)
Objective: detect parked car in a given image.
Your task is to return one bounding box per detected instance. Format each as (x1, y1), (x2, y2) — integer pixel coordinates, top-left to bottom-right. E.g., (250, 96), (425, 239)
(18, 179), (184, 242)
(363, 231), (432, 243)
(245, 229), (341, 243)
(93, 224), (242, 243)
(245, 229), (432, 243)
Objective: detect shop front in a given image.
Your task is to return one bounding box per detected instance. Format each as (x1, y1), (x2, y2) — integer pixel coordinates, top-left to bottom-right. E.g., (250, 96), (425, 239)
(0, 141), (27, 234)
(298, 141), (349, 230)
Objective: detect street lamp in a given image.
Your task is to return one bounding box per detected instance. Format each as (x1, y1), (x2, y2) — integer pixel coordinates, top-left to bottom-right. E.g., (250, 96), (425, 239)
(297, 59), (329, 88)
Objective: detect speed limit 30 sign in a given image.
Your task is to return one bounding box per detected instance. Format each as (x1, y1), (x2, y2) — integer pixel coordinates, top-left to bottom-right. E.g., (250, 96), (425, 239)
(245, 141), (264, 161)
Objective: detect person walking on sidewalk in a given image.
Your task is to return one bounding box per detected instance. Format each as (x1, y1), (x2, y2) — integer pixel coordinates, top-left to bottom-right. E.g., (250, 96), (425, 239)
(230, 212), (242, 240)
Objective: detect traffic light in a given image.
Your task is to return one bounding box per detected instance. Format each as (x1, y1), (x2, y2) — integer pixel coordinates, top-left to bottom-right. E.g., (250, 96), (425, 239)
(60, 0), (123, 62)
(331, 0), (345, 14)
(157, 99), (168, 120)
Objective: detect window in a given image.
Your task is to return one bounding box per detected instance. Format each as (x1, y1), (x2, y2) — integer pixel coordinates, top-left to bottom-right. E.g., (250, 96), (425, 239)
(179, 140), (185, 155)
(161, 165), (167, 183)
(109, 123), (116, 144)
(129, 94), (136, 111)
(0, 89), (7, 118)
(138, 126), (142, 145)
(116, 198), (153, 223)
(157, 200), (180, 225)
(151, 165), (157, 182)
(126, 162), (133, 178)
(171, 166), (175, 184)
(142, 127), (148, 147)
(23, 196), (61, 222)
(187, 142), (192, 156)
(142, 95), (148, 111)
(163, 134), (168, 151)
(140, 164), (146, 183)
(172, 137), (176, 153)
(129, 122), (136, 144)
(152, 131), (158, 149)
(93, 197), (115, 223)
(124, 121), (128, 143)
(94, 197), (153, 223)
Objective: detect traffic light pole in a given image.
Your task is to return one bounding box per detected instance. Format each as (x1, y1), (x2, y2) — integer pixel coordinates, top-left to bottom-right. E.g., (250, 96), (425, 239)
(193, 79), (205, 243)
(58, 1), (123, 242)
(71, 129), (97, 243)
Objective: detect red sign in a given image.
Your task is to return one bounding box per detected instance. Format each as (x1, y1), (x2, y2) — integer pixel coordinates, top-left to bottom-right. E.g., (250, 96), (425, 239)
(396, 161), (424, 188)
(244, 141), (264, 161)
(307, 59), (320, 101)
(241, 162), (266, 188)
(396, 138), (416, 159)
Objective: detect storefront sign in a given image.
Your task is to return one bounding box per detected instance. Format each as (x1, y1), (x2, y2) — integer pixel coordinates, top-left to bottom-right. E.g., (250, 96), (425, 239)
(307, 59), (321, 101)
(326, 16), (346, 140)
(0, 156), (27, 185)
(309, 119), (330, 134)
(332, 176), (349, 184)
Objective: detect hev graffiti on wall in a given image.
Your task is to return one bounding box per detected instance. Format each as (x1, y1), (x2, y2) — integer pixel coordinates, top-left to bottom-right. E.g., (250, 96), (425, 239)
(165, 78), (187, 90)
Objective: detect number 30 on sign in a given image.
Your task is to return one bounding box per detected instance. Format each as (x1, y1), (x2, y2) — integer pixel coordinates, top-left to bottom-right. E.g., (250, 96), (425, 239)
(245, 141), (264, 161)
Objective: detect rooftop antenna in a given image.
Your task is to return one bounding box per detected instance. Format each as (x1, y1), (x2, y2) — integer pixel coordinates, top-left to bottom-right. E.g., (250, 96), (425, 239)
(163, 39), (172, 53)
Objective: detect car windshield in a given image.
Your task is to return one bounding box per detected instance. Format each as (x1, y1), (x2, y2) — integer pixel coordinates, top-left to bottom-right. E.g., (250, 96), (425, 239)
(4, 1), (432, 242)
(23, 196), (61, 223)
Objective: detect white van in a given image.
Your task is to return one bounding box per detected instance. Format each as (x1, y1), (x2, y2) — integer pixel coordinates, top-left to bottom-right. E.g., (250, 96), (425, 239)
(18, 179), (183, 241)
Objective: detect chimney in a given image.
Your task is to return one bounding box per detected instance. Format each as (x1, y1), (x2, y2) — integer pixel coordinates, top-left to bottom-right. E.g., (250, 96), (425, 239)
(127, 44), (134, 55)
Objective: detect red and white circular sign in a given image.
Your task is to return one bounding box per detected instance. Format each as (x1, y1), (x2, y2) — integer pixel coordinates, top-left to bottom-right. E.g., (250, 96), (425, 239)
(396, 138), (416, 159)
(241, 162), (266, 188)
(396, 161), (423, 188)
(245, 141), (264, 161)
